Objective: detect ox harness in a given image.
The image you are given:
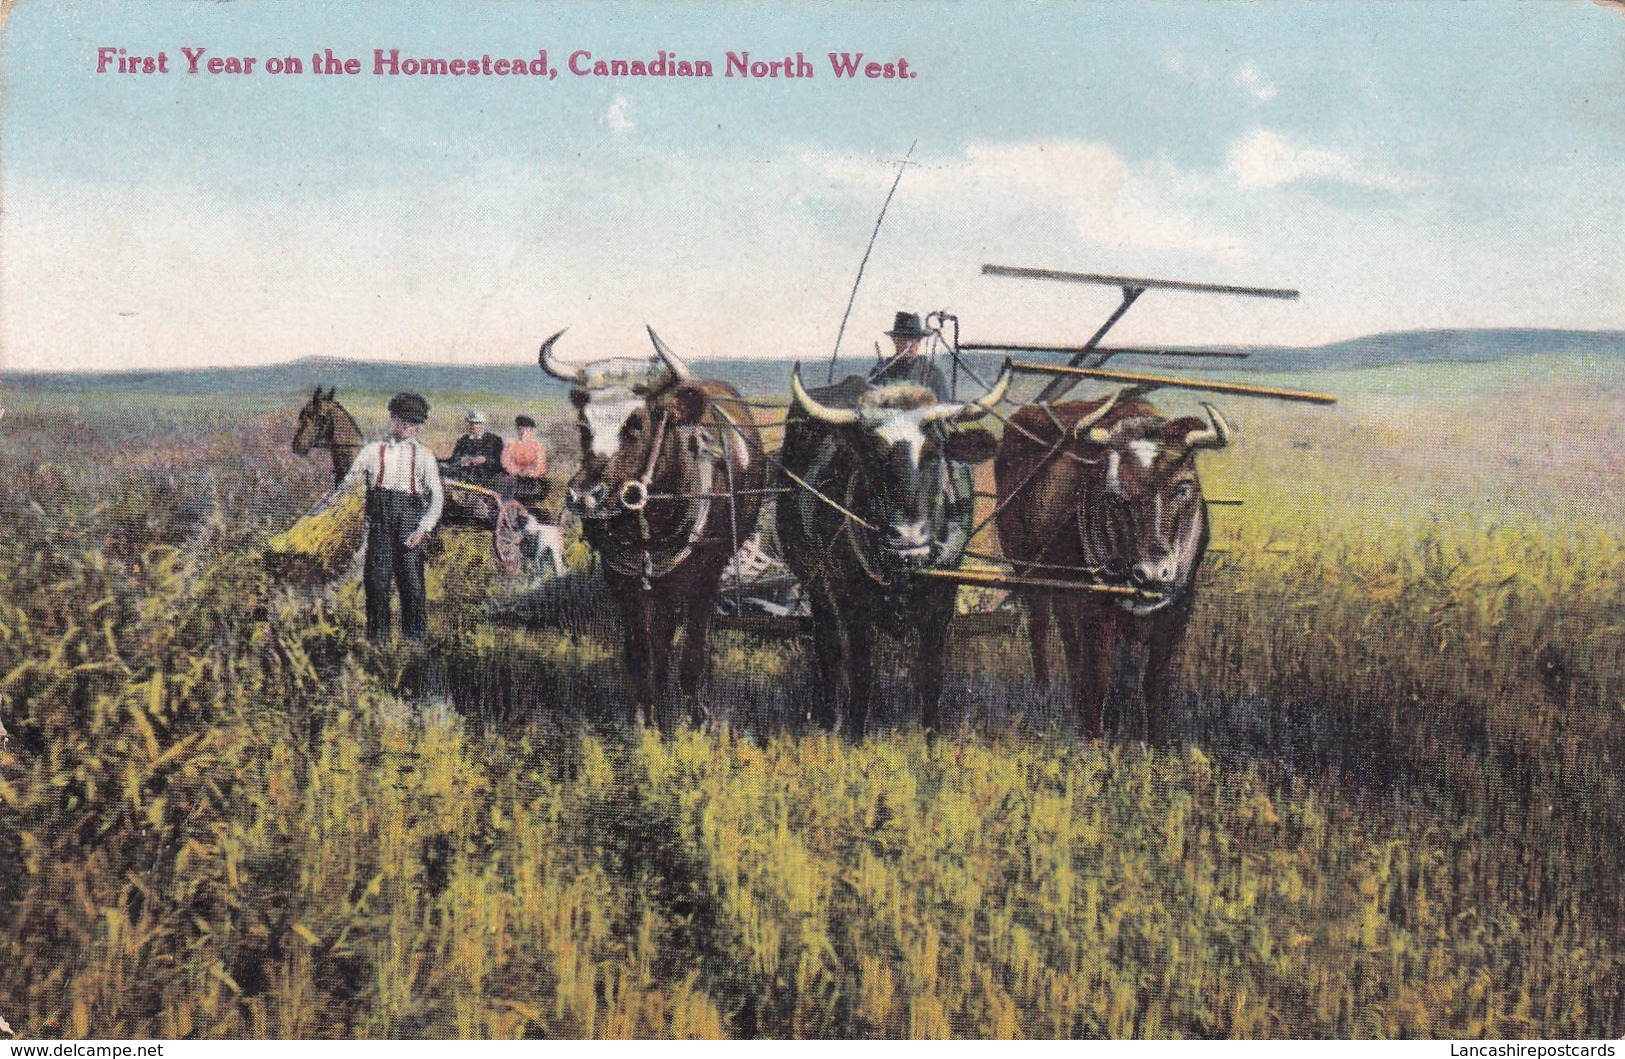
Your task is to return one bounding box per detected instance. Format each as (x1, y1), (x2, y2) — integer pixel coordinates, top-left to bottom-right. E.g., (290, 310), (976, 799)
(606, 408), (736, 591)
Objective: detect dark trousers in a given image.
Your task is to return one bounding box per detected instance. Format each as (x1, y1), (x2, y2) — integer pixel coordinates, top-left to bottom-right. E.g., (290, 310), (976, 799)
(365, 490), (429, 642)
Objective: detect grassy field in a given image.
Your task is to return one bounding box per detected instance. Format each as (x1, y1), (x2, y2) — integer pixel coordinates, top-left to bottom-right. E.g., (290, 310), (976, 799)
(1, 356), (1622, 1038)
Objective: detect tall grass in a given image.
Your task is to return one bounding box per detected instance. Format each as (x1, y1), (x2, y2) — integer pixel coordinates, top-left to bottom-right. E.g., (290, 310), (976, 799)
(1, 368), (1622, 1038)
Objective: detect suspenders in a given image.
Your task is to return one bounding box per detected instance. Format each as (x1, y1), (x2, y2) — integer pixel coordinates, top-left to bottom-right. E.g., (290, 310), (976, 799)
(374, 441), (421, 496)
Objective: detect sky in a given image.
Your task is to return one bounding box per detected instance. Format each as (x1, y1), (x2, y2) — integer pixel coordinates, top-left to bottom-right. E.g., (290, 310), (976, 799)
(2, 0), (1624, 371)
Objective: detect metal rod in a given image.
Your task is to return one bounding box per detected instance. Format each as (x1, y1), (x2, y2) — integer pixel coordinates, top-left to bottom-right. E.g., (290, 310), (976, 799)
(443, 480), (503, 501)
(915, 567), (1155, 598)
(1010, 361), (1338, 405)
(1033, 285), (1143, 403)
(963, 549), (1105, 575)
(829, 140), (917, 384)
(708, 396), (791, 408)
(960, 343), (1250, 360)
(982, 265), (1300, 301)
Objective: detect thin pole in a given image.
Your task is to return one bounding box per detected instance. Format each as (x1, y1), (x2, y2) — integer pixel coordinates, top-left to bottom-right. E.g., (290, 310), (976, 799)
(828, 140), (917, 384)
(1032, 285), (1144, 403)
(1011, 360), (1339, 405)
(981, 265), (1300, 301)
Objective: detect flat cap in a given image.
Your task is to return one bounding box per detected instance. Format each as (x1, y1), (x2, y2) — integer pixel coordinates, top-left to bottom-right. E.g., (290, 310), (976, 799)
(387, 392), (430, 424)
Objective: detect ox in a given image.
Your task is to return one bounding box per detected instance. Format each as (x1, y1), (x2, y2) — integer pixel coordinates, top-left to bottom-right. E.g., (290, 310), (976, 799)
(778, 361), (1011, 738)
(995, 390), (1229, 739)
(541, 328), (765, 731)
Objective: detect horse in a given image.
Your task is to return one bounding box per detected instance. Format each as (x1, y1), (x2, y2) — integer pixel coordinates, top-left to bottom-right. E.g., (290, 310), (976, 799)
(291, 387), (364, 486)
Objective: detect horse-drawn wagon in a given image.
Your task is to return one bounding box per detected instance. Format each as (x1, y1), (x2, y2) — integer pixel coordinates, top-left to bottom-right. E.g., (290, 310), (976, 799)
(437, 472), (555, 576)
(286, 388), (561, 579)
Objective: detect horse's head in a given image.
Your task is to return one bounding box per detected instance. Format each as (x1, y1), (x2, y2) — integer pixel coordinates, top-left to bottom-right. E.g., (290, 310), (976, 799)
(293, 387), (338, 456)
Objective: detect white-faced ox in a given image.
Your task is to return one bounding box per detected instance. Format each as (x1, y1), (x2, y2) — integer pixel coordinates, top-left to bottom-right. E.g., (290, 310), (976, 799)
(994, 390), (1230, 740)
(777, 363), (1011, 739)
(541, 328), (765, 732)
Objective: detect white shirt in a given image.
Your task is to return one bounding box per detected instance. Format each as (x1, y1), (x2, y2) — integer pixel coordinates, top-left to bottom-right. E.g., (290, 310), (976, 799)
(335, 436), (444, 536)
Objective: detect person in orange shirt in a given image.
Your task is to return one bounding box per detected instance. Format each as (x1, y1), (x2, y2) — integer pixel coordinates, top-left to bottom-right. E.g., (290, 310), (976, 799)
(501, 414), (548, 479)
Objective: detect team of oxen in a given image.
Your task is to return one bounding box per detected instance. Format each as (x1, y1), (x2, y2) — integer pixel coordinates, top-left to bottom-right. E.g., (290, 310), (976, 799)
(539, 326), (1233, 741)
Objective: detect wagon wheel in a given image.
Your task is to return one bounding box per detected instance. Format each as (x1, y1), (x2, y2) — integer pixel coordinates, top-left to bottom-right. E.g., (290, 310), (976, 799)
(493, 500), (527, 576)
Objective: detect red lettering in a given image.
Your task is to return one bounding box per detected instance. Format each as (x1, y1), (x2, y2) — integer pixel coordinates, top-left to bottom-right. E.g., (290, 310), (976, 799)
(827, 51), (862, 78)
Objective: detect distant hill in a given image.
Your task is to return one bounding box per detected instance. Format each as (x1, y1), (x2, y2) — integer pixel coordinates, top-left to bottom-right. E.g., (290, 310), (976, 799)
(5, 328), (1625, 397)
(1233, 328), (1625, 373)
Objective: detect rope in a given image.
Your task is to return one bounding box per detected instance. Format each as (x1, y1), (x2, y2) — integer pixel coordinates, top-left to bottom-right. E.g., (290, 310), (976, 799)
(947, 354), (1100, 464)
(844, 473), (895, 586)
(644, 487), (791, 501)
(722, 429), (744, 618)
(697, 392), (884, 537)
(777, 464), (879, 533)
(963, 427), (1070, 543)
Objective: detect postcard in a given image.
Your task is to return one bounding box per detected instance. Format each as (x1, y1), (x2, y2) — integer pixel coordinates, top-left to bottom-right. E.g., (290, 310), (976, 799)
(2, 0), (1623, 1046)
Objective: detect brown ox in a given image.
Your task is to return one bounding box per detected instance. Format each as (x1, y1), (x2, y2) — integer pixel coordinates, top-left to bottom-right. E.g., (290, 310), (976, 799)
(541, 329), (765, 731)
(994, 391), (1229, 739)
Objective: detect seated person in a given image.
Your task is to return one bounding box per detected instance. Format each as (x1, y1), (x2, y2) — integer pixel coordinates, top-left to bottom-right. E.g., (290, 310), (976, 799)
(870, 310), (949, 396)
(445, 410), (504, 481)
(502, 415), (548, 479)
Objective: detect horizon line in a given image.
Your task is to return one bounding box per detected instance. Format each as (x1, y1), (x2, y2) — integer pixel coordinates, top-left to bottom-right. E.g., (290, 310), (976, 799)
(6, 325), (1625, 378)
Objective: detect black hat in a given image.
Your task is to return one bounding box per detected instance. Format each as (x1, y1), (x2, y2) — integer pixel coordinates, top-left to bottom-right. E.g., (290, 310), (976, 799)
(885, 311), (930, 339)
(387, 392), (430, 424)
(515, 414), (536, 429)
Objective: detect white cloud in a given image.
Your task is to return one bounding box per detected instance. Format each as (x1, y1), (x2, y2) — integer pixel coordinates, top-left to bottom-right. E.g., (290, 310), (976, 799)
(1164, 52), (1277, 104)
(1227, 129), (1411, 191)
(605, 95), (633, 133)
(797, 139), (1245, 259)
(1232, 64), (1278, 103)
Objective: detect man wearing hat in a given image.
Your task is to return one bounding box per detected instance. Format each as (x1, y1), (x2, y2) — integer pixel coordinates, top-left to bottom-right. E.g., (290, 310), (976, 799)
(332, 393), (445, 642)
(871, 310), (949, 394)
(447, 410), (504, 482)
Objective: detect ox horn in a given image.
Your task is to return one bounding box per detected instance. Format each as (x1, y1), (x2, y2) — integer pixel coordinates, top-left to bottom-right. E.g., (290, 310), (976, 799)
(922, 362), (1015, 424)
(1185, 402), (1231, 450)
(789, 363), (860, 426)
(1075, 389), (1126, 443)
(538, 329), (582, 384)
(646, 326), (694, 382)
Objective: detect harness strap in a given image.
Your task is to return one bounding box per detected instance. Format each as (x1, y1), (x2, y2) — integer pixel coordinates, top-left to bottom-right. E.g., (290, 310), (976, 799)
(637, 413), (669, 494)
(601, 415), (719, 588)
